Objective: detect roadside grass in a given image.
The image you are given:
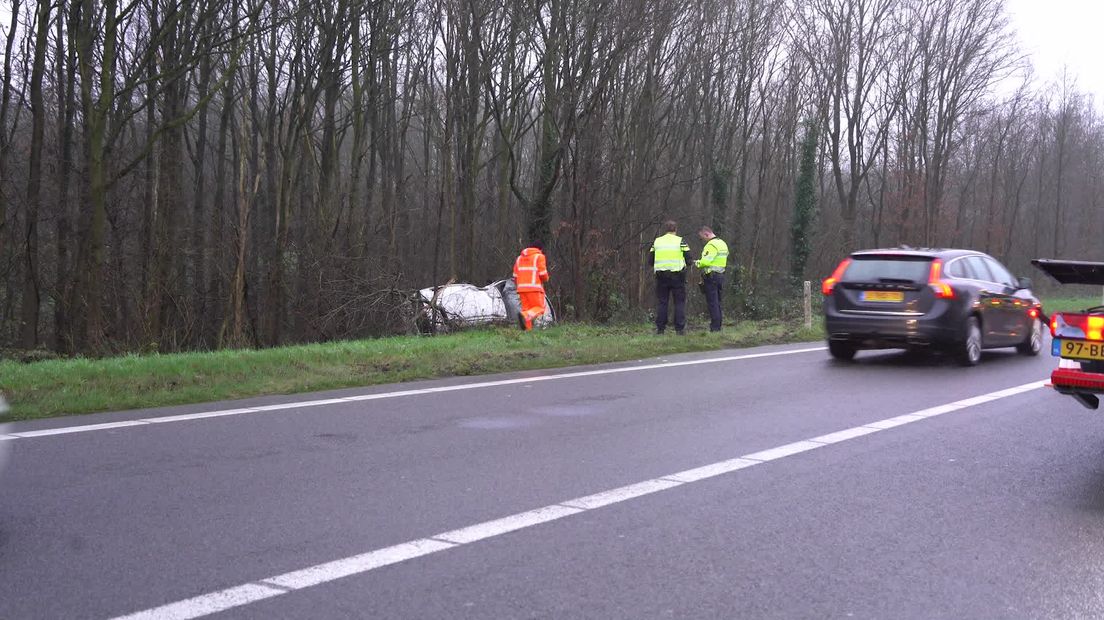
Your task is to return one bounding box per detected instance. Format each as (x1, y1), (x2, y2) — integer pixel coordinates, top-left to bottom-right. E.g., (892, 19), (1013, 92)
(1040, 296), (1103, 315)
(0, 320), (825, 422)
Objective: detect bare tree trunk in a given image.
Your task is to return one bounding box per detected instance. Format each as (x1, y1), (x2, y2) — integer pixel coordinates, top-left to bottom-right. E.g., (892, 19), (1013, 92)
(53, 0), (78, 350)
(71, 0), (120, 352)
(20, 0), (52, 348)
(0, 0), (22, 251)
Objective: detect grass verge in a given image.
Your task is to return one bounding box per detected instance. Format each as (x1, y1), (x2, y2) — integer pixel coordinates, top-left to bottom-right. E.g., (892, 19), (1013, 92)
(0, 321), (824, 422)
(1041, 296), (1103, 314)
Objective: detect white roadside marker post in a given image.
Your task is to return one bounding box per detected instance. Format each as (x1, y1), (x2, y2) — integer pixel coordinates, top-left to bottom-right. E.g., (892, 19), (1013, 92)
(803, 280), (812, 329)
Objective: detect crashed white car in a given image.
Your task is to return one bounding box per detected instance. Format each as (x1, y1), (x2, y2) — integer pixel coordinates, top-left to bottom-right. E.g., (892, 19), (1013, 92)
(415, 279), (554, 332)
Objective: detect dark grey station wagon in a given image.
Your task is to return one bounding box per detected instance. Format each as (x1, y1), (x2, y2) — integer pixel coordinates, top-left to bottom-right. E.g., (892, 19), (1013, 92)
(822, 248), (1043, 365)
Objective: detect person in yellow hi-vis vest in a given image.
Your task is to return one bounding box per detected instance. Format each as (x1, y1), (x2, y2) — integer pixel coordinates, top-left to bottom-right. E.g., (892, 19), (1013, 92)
(695, 226), (729, 332)
(513, 241), (550, 331)
(647, 220), (693, 335)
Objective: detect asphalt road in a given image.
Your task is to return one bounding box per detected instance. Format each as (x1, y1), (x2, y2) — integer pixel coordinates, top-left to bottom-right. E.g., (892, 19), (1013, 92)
(2, 338), (1102, 619)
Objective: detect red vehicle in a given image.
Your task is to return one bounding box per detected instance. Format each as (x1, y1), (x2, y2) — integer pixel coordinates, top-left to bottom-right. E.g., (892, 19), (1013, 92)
(1033, 259), (1104, 409)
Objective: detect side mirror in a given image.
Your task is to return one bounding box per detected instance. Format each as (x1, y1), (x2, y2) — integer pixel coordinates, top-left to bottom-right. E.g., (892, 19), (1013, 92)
(1016, 276), (1032, 291)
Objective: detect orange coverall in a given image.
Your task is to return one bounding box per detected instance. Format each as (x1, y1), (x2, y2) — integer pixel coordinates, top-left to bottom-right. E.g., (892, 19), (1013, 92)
(513, 247), (549, 330)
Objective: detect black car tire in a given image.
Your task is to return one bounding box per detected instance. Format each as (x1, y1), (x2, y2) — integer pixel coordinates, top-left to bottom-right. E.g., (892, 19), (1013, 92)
(828, 340), (857, 361)
(1016, 318), (1043, 356)
(957, 316), (982, 366)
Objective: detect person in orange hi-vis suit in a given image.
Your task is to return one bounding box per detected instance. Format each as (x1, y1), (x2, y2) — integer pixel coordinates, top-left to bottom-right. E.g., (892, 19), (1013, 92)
(513, 241), (549, 330)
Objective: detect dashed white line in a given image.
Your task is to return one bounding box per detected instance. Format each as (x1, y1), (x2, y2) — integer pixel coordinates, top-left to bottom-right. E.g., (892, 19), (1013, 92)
(7, 346), (826, 441)
(109, 379), (1047, 620)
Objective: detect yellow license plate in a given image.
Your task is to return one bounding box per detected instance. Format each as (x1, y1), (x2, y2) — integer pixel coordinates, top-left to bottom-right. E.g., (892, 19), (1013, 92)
(861, 291), (904, 302)
(1057, 339), (1104, 361)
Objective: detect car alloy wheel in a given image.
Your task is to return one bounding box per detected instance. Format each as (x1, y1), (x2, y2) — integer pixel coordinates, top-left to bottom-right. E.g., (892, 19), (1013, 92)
(1018, 317), (1043, 356)
(1030, 319), (1043, 352)
(959, 317), (982, 366)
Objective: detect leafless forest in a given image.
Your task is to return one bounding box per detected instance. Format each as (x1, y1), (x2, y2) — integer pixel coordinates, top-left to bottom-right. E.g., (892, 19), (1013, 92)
(0, 0), (1101, 354)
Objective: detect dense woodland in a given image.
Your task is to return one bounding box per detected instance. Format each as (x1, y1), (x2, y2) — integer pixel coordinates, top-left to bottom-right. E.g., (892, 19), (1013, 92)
(1, 0), (1102, 354)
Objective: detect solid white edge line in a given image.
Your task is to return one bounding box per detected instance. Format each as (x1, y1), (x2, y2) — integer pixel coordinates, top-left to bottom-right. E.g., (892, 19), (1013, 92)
(809, 426), (882, 444)
(107, 379), (1045, 620)
(142, 408), (260, 424)
(262, 539), (456, 590)
(663, 457), (761, 482)
(250, 398), (355, 412)
(560, 478), (683, 510)
(863, 414), (926, 430)
(911, 404), (961, 418)
(10, 420), (150, 438)
(112, 583), (286, 620)
(433, 505), (584, 545)
(8, 346), (826, 440)
(742, 439), (826, 462)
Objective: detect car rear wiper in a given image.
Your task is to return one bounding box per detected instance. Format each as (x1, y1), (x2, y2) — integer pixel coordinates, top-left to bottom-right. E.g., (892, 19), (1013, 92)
(877, 277), (916, 284)
(1079, 305), (1104, 313)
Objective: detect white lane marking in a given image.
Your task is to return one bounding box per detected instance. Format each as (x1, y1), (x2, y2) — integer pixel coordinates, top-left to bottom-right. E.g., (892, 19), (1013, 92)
(249, 398), (355, 411)
(560, 479), (683, 510)
(742, 439), (826, 462)
(955, 395), (998, 408)
(662, 457), (761, 483)
(113, 583), (286, 620)
(262, 539), (456, 590)
(433, 505), (584, 545)
(143, 408), (260, 424)
(7, 346), (826, 441)
(810, 426), (881, 444)
(864, 414), (926, 430)
(9, 420), (151, 438)
(912, 403), (961, 418)
(0, 434), (17, 441)
(110, 378), (1049, 620)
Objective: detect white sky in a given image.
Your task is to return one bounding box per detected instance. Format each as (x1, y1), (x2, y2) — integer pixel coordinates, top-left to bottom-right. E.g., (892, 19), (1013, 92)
(1004, 0), (1104, 106)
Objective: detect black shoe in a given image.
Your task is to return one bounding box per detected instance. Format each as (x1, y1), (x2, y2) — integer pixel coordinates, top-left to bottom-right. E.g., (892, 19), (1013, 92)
(676, 329), (685, 335)
(655, 329), (665, 335)
(517, 312), (526, 330)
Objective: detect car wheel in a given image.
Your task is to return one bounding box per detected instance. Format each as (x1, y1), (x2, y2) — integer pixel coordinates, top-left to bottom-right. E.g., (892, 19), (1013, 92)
(957, 316), (982, 366)
(828, 340), (857, 361)
(1016, 318), (1043, 356)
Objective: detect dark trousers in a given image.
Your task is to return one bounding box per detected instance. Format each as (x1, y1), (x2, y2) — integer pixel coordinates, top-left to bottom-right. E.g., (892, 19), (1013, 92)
(702, 272), (724, 331)
(655, 271), (687, 333)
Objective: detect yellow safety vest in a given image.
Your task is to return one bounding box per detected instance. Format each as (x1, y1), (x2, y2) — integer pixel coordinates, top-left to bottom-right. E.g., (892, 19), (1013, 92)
(697, 237), (729, 273)
(652, 233), (689, 272)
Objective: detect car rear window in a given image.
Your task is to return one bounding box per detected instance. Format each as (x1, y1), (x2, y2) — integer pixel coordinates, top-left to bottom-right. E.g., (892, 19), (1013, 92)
(842, 256), (932, 283)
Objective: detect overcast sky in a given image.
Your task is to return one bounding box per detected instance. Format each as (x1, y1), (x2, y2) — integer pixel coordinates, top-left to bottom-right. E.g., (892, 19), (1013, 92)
(1005, 0), (1104, 105)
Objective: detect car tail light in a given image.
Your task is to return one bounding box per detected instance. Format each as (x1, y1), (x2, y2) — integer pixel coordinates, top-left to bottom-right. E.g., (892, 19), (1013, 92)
(927, 259), (954, 299)
(1028, 307), (1039, 320)
(822, 258), (851, 295)
(1051, 312), (1104, 340)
